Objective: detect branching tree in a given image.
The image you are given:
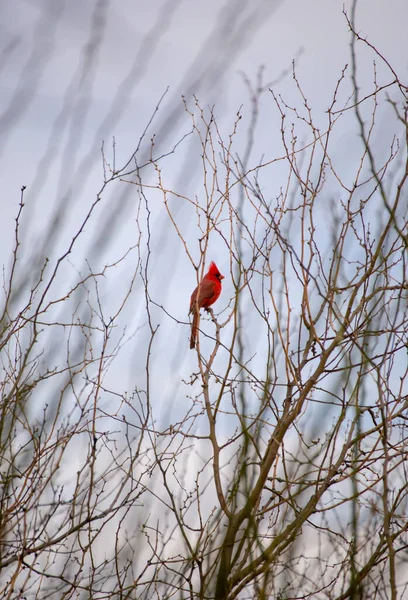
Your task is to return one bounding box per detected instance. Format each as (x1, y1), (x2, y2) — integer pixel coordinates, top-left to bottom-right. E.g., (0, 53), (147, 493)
(1, 6), (408, 600)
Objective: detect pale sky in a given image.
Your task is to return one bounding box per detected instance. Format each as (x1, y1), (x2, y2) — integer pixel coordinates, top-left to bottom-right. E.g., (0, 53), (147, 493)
(1, 0), (407, 415)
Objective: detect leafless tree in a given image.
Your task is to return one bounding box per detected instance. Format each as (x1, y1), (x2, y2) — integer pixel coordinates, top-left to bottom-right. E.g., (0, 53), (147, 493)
(1, 3), (408, 600)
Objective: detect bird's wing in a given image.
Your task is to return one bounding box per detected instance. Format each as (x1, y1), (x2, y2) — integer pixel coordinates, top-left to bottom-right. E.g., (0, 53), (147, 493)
(197, 278), (216, 305)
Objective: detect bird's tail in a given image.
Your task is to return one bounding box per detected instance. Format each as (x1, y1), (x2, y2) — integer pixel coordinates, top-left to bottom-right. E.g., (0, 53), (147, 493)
(190, 311), (199, 349)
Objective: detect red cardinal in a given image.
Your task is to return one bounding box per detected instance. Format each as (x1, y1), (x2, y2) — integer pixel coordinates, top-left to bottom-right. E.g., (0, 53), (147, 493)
(189, 262), (224, 349)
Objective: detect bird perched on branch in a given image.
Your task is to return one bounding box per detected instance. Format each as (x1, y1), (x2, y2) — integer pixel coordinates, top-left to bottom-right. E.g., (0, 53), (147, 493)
(189, 262), (224, 349)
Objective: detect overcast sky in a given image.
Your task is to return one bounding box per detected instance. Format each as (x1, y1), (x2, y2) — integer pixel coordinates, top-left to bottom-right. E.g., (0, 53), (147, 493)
(2, 0), (406, 186)
(1, 0), (407, 414)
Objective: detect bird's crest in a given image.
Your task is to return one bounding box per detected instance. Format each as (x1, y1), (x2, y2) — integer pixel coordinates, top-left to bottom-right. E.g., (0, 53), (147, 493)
(208, 261), (220, 276)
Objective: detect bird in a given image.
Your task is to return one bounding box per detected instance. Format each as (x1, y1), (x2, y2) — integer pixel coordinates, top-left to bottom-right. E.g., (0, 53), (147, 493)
(189, 262), (224, 349)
